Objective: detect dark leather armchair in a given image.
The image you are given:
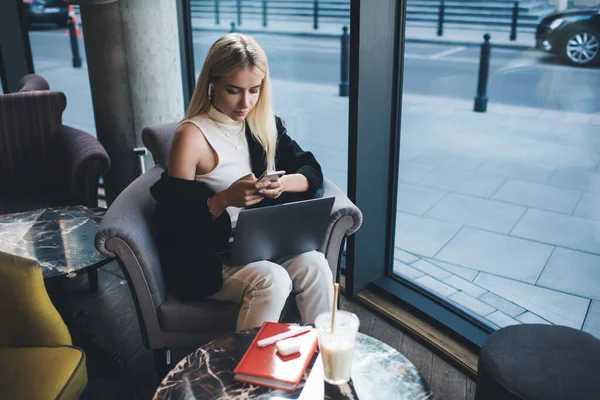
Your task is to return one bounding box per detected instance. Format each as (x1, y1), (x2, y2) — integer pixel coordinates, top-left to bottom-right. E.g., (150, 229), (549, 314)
(0, 74), (110, 214)
(95, 122), (362, 377)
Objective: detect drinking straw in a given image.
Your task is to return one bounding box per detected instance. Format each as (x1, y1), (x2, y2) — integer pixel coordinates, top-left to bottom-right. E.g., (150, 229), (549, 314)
(331, 283), (339, 333)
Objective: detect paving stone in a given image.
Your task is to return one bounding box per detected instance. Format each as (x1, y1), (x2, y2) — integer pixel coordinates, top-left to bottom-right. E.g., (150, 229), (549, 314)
(418, 167), (506, 198)
(549, 169), (600, 193)
(414, 275), (458, 298)
(478, 292), (526, 318)
(537, 247), (600, 301)
(486, 311), (520, 328)
(474, 273), (589, 329)
(397, 183), (447, 216)
(572, 192), (600, 222)
(412, 260), (452, 280)
(517, 312), (551, 325)
(512, 209), (600, 255)
(395, 212), (461, 258)
(436, 227), (553, 284)
(449, 292), (496, 316)
(394, 248), (420, 264)
(426, 193), (526, 233)
(492, 179), (582, 214)
(478, 158), (554, 184)
(583, 301), (600, 340)
(444, 275), (487, 297)
(393, 260), (424, 280)
(427, 259), (479, 282)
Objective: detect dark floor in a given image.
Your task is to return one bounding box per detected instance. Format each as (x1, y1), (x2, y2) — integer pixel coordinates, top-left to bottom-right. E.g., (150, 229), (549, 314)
(64, 261), (476, 399)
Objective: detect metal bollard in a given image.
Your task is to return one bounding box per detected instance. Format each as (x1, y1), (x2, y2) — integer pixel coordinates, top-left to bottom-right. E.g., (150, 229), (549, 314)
(313, 0), (319, 30)
(262, 0), (268, 27)
(67, 17), (82, 68)
(510, 1), (519, 41)
(215, 0), (220, 25)
(437, 0), (445, 37)
(230, 21), (236, 33)
(339, 26), (349, 97)
(474, 34), (491, 112)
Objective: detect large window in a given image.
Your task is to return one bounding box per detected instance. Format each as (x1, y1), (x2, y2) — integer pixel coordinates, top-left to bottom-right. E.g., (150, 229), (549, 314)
(26, 5), (96, 136)
(349, 0), (600, 345)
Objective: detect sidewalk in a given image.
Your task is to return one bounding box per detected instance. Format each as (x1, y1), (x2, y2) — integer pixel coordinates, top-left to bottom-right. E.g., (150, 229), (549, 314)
(192, 17), (535, 49)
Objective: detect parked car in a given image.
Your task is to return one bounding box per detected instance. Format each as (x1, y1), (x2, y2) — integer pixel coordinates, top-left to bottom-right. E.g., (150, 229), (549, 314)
(23, 0), (69, 28)
(536, 7), (600, 67)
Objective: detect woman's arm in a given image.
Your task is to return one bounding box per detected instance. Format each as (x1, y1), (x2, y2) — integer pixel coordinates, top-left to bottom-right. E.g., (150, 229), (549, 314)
(274, 117), (323, 193)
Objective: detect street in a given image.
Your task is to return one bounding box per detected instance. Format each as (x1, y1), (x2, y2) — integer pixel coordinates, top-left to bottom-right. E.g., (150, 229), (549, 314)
(28, 28), (600, 114)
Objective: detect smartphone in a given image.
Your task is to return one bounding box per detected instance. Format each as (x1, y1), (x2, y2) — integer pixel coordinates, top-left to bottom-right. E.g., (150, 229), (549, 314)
(258, 170), (286, 182)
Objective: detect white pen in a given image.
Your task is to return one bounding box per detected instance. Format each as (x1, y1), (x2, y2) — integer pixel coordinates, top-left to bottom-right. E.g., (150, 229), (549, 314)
(257, 326), (313, 348)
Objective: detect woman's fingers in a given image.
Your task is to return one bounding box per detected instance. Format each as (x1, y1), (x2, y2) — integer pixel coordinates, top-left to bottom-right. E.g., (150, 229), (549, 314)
(255, 180), (272, 190)
(258, 188), (282, 197)
(247, 196), (264, 206)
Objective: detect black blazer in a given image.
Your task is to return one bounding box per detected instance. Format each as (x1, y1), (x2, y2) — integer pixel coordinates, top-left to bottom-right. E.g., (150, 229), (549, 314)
(150, 116), (323, 300)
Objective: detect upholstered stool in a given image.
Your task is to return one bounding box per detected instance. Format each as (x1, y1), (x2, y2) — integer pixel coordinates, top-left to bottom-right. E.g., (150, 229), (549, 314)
(475, 324), (600, 400)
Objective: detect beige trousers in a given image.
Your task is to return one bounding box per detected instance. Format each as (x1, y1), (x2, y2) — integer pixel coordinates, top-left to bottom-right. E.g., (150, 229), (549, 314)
(208, 250), (334, 331)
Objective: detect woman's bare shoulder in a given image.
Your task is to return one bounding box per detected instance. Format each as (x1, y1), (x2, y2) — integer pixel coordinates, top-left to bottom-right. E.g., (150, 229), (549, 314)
(168, 121), (210, 179)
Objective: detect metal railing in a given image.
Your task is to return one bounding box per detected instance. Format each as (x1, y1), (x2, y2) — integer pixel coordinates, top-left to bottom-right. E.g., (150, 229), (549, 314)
(190, 0), (539, 37)
(192, 0), (350, 30)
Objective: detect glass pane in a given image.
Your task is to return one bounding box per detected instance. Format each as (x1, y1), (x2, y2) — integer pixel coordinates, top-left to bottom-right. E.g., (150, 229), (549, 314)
(394, 1), (600, 338)
(27, 4), (96, 137)
(191, 0), (351, 193)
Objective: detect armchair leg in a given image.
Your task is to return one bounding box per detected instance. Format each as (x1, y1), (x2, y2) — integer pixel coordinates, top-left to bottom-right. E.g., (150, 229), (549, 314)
(153, 348), (172, 381)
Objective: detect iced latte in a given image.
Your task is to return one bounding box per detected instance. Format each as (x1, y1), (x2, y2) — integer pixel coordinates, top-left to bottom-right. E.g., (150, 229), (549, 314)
(315, 310), (360, 385)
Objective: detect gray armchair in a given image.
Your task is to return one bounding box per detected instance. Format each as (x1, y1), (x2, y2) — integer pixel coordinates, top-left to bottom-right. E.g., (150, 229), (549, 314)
(94, 122), (362, 377)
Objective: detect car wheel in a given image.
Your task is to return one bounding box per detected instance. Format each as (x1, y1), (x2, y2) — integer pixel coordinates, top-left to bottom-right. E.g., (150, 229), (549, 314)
(563, 28), (600, 66)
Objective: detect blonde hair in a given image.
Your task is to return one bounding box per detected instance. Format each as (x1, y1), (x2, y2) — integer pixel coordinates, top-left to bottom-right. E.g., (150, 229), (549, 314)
(185, 33), (277, 171)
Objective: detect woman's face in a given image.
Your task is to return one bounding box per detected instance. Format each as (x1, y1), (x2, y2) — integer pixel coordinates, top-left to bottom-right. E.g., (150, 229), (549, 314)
(211, 67), (263, 121)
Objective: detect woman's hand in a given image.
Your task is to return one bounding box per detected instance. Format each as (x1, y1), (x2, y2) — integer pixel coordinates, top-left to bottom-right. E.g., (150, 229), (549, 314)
(259, 175), (287, 199)
(222, 173), (272, 207)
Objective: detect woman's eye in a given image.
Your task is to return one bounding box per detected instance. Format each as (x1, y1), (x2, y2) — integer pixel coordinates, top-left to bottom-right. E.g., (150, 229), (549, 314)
(226, 90), (239, 95)
(250, 89), (260, 94)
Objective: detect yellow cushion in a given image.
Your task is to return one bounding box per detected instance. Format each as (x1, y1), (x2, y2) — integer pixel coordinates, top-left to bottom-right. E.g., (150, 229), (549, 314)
(0, 346), (87, 400)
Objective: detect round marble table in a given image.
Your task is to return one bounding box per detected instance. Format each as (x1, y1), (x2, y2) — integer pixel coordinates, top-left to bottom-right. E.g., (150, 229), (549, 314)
(0, 206), (110, 281)
(154, 329), (431, 400)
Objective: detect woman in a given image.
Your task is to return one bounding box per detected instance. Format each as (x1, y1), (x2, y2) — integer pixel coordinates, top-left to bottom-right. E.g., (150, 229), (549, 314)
(150, 33), (334, 332)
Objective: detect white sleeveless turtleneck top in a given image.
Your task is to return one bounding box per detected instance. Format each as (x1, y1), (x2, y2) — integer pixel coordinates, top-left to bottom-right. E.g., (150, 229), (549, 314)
(177, 106), (252, 227)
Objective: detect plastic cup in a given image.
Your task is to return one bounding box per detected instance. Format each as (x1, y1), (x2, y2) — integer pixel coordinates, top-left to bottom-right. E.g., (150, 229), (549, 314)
(314, 310), (360, 385)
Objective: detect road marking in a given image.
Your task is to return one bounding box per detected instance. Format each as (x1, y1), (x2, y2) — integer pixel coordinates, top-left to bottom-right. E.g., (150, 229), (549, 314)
(404, 53), (600, 74)
(428, 46), (466, 59)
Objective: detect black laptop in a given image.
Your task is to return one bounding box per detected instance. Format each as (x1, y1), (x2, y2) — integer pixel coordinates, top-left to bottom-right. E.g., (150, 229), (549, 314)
(216, 197), (335, 266)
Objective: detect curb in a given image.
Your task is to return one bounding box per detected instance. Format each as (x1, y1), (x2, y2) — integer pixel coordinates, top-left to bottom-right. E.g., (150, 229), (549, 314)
(193, 27), (534, 50)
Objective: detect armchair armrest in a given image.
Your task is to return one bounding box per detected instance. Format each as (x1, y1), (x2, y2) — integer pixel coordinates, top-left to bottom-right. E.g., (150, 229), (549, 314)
(319, 177), (363, 283)
(52, 125), (110, 207)
(95, 167), (166, 348)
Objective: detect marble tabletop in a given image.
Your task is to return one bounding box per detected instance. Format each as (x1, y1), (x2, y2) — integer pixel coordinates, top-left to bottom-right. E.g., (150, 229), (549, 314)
(154, 329), (431, 400)
(0, 206), (108, 278)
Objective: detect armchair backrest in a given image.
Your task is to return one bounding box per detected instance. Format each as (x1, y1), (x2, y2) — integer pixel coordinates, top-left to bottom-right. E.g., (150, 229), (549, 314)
(142, 122), (178, 168)
(0, 251), (72, 347)
(0, 74), (66, 189)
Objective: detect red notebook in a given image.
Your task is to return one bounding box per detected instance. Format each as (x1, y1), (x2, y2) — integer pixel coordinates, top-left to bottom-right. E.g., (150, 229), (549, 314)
(233, 322), (318, 391)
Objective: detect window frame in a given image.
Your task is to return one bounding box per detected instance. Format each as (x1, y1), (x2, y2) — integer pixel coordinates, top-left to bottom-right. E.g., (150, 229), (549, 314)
(346, 0), (493, 348)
